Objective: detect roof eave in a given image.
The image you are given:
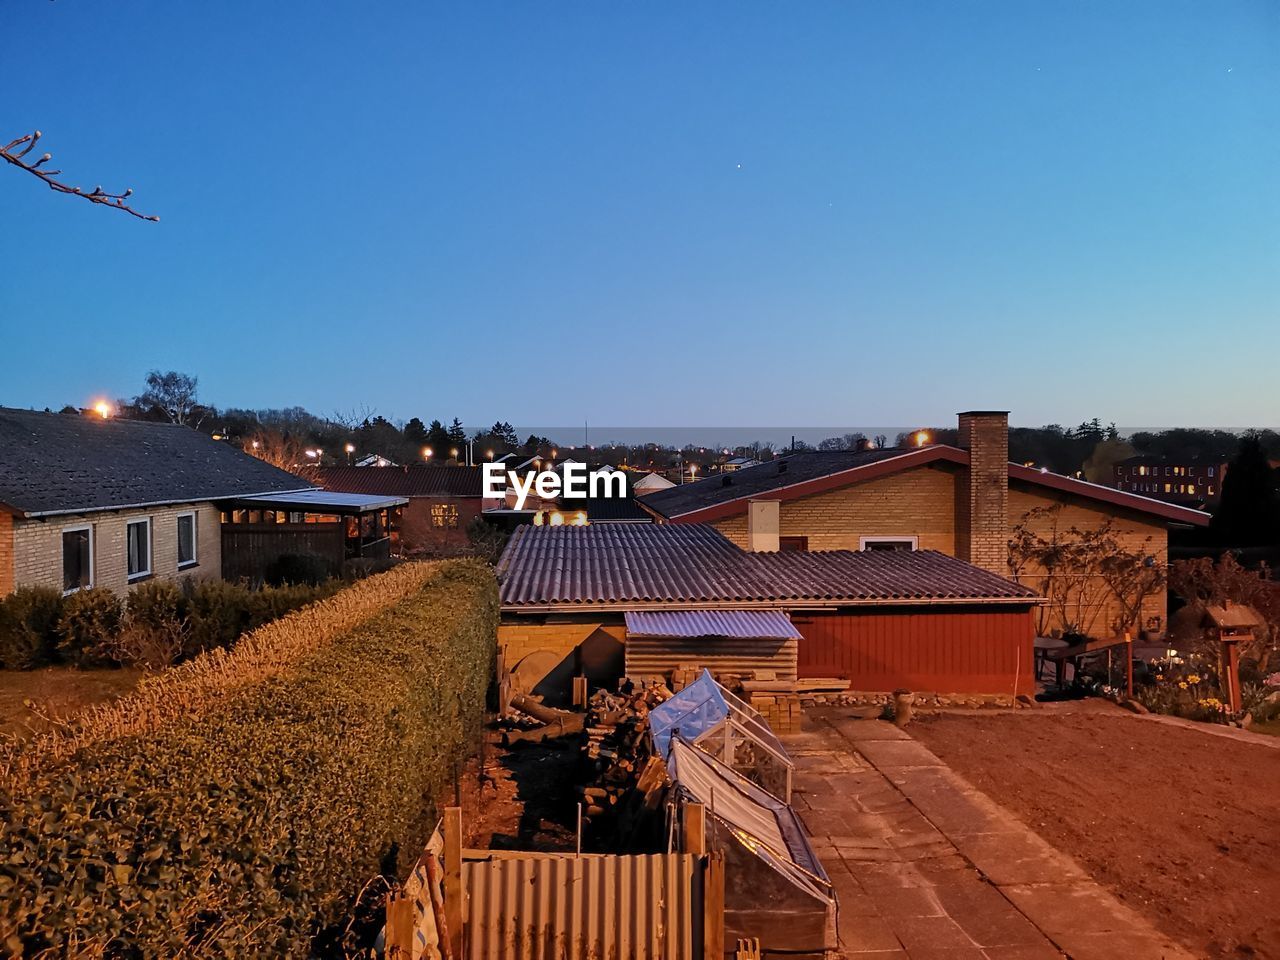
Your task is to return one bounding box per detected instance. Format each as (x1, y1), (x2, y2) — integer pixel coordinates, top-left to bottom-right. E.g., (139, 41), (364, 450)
(16, 485), (317, 520)
(501, 595), (1043, 614)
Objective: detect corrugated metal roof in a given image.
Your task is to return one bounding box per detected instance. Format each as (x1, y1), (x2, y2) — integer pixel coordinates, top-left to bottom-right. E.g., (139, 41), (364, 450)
(313, 465), (483, 498)
(228, 489), (408, 512)
(626, 610), (802, 640)
(497, 524), (1041, 610)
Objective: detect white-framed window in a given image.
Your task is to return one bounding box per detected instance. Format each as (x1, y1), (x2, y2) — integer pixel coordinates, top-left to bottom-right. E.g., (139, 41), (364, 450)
(62, 525), (94, 594)
(859, 536), (919, 552)
(177, 511), (198, 568)
(126, 517), (152, 580)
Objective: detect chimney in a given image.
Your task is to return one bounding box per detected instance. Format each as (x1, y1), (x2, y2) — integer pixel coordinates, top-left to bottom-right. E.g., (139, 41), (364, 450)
(957, 411), (1009, 576)
(746, 499), (780, 552)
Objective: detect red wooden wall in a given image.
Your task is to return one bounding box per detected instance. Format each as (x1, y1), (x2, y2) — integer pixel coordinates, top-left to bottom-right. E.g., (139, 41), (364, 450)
(793, 606), (1036, 696)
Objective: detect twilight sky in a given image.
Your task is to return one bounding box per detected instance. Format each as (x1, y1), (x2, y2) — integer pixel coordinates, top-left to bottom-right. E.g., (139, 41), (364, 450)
(1, 1), (1277, 430)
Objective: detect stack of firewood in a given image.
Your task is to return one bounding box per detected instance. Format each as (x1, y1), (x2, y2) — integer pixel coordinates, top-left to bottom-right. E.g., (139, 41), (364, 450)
(578, 680), (672, 820)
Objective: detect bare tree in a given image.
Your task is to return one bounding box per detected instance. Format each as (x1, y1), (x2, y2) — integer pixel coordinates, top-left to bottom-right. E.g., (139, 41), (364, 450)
(137, 370), (200, 426)
(2, 131), (158, 221)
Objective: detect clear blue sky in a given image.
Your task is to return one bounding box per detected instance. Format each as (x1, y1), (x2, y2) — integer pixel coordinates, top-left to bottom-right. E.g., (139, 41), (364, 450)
(2, 1), (1276, 429)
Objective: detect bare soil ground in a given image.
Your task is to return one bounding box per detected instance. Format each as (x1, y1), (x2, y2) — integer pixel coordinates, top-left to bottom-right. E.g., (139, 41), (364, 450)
(912, 708), (1280, 960)
(0, 666), (144, 740)
(459, 724), (582, 852)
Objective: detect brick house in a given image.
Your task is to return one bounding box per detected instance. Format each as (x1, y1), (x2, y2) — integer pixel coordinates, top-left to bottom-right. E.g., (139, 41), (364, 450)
(311, 466), (489, 554)
(0, 407), (310, 597)
(641, 411), (1211, 640)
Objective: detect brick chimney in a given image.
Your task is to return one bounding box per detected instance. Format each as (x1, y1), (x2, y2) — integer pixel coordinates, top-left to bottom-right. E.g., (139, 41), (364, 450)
(746, 499), (780, 552)
(957, 411), (1009, 576)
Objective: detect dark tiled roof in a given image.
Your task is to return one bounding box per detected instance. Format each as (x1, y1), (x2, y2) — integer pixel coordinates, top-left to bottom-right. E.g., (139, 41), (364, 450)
(313, 465), (483, 498)
(497, 523), (1040, 609)
(562, 495), (654, 522)
(0, 407), (311, 517)
(642, 449), (908, 518)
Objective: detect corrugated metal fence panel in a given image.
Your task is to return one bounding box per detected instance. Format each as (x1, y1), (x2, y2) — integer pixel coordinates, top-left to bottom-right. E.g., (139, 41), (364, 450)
(463, 853), (700, 960)
(794, 608), (1035, 696)
(625, 636), (798, 681)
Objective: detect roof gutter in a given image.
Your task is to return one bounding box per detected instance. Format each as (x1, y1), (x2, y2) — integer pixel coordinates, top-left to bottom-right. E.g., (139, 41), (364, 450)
(16, 485), (319, 520)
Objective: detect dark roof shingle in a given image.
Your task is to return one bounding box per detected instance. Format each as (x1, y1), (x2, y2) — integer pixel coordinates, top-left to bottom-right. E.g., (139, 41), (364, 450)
(313, 465), (483, 498)
(643, 449), (906, 518)
(497, 523), (1040, 609)
(0, 408), (311, 517)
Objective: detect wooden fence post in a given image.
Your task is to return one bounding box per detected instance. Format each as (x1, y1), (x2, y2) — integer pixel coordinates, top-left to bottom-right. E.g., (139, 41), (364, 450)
(683, 802), (705, 856)
(444, 806), (463, 960)
(703, 851), (725, 959)
(385, 893), (415, 960)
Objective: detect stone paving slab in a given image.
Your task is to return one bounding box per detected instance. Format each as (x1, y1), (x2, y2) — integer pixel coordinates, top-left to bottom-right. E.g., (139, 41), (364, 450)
(788, 715), (1199, 960)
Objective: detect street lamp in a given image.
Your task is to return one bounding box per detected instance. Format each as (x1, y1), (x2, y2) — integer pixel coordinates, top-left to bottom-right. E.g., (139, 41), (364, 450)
(344, 443), (355, 465)
(915, 431), (930, 447)
(423, 446), (433, 460)
(93, 401), (112, 419)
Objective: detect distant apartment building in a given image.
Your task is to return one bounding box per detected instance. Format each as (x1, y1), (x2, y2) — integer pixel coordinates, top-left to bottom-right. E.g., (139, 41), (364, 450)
(1113, 457), (1225, 509)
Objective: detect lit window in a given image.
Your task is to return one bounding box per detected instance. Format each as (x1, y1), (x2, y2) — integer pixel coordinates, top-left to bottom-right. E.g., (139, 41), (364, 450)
(177, 512), (198, 567)
(62, 526), (93, 593)
(431, 503), (459, 528)
(126, 518), (152, 580)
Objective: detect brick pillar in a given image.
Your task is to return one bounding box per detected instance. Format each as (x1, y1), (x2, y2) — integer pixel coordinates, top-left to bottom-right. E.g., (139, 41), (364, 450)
(957, 411), (1009, 577)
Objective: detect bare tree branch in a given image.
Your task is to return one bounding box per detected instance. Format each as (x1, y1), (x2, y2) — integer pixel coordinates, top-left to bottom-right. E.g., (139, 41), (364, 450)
(1, 130), (159, 221)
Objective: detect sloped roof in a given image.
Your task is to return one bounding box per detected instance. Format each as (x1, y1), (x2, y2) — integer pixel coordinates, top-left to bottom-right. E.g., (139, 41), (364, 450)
(496, 523), (1041, 610)
(0, 407), (311, 517)
(313, 465), (483, 498)
(643, 449), (902, 518)
(625, 610), (802, 640)
(641, 444), (1211, 527)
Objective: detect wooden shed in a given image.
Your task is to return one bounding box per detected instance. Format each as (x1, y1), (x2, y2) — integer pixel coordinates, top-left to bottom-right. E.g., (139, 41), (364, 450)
(496, 524), (1042, 700)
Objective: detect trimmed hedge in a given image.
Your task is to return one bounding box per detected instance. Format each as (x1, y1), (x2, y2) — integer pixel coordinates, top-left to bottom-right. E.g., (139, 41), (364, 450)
(0, 559), (497, 957)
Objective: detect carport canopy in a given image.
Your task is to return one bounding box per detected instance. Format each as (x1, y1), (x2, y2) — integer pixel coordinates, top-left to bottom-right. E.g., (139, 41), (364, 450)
(624, 610), (802, 640)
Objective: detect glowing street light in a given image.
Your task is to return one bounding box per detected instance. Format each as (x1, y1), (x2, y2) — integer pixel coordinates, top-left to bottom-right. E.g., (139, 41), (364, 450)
(93, 401), (112, 419)
(915, 431), (930, 447)
(345, 443), (355, 453)
(450, 448), (459, 459)
(486, 449), (494, 460)
(423, 446), (433, 460)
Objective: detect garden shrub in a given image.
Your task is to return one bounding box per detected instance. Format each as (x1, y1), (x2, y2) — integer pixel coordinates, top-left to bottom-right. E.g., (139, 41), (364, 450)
(0, 559), (498, 957)
(245, 580), (338, 629)
(113, 581), (191, 669)
(0, 587), (64, 670)
(182, 579), (252, 656)
(264, 552), (334, 587)
(55, 587), (125, 667)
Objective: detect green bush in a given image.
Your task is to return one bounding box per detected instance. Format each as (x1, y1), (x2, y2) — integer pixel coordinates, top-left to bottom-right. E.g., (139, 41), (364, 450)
(264, 552), (334, 587)
(246, 581), (337, 629)
(55, 587), (125, 667)
(0, 587), (64, 670)
(182, 579), (251, 656)
(0, 560), (497, 956)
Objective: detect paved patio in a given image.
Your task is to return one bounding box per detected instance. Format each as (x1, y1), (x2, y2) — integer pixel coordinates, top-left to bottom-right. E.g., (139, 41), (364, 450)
(785, 711), (1196, 960)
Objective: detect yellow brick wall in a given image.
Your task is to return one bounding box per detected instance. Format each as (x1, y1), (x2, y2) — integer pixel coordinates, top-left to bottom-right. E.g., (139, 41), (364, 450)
(12, 503), (222, 597)
(714, 464), (961, 554)
(1009, 485), (1168, 639)
(0, 513), (13, 596)
(710, 463), (1170, 639)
